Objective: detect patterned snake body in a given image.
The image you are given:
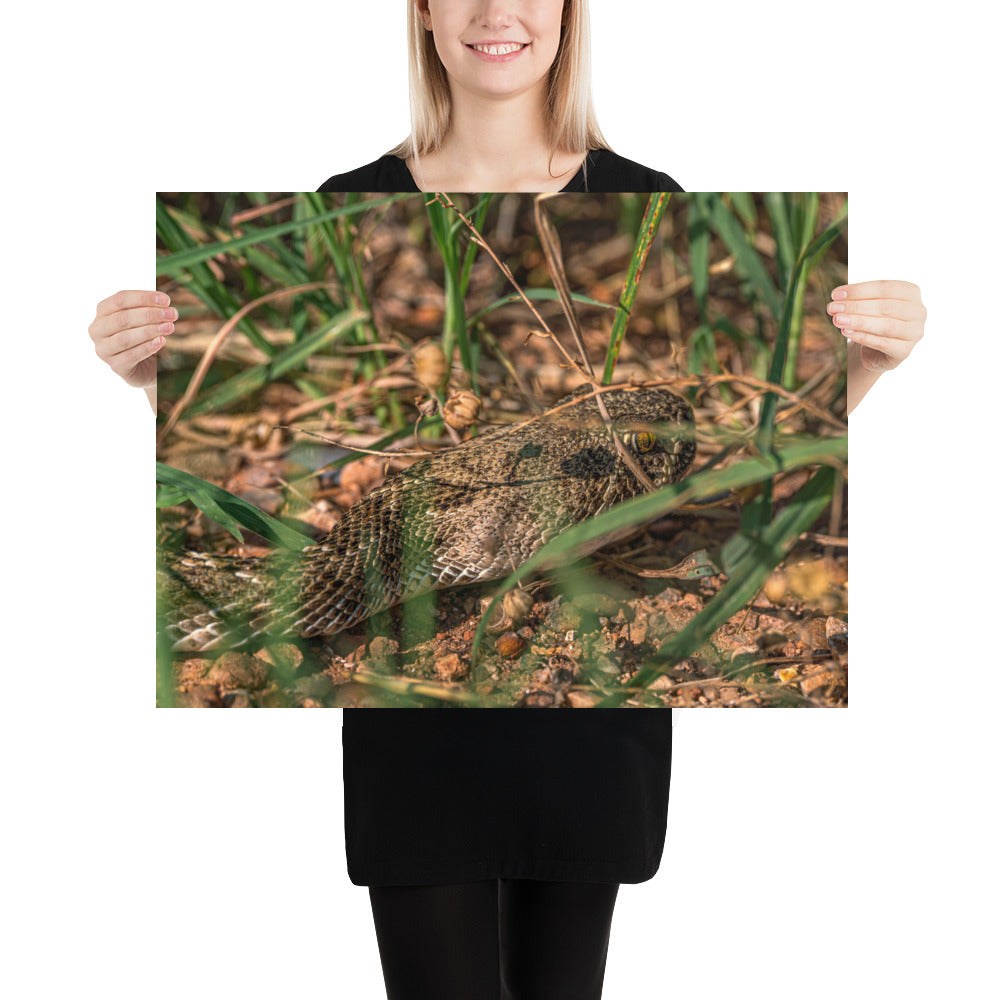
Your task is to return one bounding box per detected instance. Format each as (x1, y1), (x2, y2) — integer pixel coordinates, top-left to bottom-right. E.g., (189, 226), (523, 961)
(160, 387), (695, 651)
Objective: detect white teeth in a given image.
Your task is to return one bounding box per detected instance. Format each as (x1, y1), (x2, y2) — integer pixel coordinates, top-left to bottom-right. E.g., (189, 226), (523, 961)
(471, 43), (526, 56)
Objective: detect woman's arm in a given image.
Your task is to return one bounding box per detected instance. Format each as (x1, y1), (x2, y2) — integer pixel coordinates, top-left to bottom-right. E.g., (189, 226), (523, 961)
(829, 280), (926, 415)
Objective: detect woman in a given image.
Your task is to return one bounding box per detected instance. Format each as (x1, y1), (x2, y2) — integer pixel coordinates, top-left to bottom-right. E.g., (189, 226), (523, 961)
(91, 2), (925, 997)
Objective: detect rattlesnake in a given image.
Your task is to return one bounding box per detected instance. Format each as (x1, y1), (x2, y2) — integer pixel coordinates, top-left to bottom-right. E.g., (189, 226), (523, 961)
(159, 386), (695, 651)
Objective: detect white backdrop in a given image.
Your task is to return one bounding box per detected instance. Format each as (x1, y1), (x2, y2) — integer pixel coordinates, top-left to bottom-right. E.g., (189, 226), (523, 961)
(2, 3), (997, 998)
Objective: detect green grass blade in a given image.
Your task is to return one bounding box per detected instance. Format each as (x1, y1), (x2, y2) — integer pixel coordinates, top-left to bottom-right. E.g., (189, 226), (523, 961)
(182, 308), (369, 416)
(704, 193), (783, 323)
(764, 193), (795, 288)
(687, 194), (711, 321)
(425, 197), (473, 386)
(156, 198), (274, 357)
(729, 192), (757, 230)
(602, 193), (669, 383)
(466, 288), (613, 326)
(156, 194), (417, 275)
(156, 462), (313, 550)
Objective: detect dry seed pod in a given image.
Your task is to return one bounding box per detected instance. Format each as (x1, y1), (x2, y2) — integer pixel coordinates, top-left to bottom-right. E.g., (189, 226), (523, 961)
(496, 632), (526, 659)
(485, 587), (532, 634)
(416, 396), (438, 418)
(762, 569), (787, 604)
(412, 340), (449, 392)
(443, 390), (482, 431)
(502, 587), (533, 626)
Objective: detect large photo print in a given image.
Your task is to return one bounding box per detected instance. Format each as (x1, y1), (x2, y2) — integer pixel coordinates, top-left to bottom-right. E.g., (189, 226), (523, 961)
(156, 192), (847, 707)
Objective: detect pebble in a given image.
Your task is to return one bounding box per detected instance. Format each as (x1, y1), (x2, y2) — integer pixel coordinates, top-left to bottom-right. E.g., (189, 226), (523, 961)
(367, 636), (399, 659)
(434, 653), (466, 680)
(496, 632), (527, 658)
(205, 652), (269, 690)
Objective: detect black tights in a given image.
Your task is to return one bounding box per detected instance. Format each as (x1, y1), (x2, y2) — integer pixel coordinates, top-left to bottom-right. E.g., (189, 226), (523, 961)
(369, 879), (620, 1000)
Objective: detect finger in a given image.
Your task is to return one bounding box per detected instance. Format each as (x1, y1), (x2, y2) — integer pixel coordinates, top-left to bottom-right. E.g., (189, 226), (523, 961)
(99, 322), (174, 359)
(827, 296), (926, 321)
(835, 326), (903, 355)
(830, 280), (921, 302)
(95, 289), (170, 318)
(90, 305), (178, 343)
(830, 313), (919, 340)
(107, 335), (166, 378)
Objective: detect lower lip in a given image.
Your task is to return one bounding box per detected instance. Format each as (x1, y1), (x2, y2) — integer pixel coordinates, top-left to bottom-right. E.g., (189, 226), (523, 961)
(466, 43), (529, 63)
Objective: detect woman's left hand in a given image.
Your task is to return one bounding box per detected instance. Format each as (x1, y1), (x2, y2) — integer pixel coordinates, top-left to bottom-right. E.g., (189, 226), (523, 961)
(827, 279), (925, 371)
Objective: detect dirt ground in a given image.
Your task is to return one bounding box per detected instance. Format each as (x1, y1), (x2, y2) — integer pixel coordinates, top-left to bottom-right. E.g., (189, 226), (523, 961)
(162, 429), (847, 709)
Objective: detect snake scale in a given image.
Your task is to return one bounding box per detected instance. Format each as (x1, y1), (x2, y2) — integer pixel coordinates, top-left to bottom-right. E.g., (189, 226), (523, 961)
(159, 386), (695, 651)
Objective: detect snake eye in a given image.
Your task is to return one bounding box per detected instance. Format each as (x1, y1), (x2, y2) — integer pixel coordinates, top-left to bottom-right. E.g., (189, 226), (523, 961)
(632, 431), (656, 453)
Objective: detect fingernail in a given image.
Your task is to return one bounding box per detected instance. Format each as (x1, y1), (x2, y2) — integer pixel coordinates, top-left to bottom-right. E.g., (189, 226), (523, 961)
(832, 287), (847, 300)
(835, 314), (853, 327)
(828, 302), (845, 314)
(153, 292), (169, 305)
(161, 307), (178, 321)
(157, 321), (174, 333)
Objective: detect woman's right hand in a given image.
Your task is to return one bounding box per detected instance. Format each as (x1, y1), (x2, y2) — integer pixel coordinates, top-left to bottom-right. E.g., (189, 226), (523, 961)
(89, 290), (176, 389)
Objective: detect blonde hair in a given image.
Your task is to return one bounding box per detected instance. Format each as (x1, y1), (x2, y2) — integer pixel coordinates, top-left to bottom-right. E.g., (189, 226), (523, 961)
(388, 0), (610, 162)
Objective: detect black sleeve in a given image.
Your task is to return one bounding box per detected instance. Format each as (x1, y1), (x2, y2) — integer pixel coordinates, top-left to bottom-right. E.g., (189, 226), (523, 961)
(581, 150), (683, 193)
(317, 160), (381, 193)
(318, 155), (419, 193)
(654, 171), (684, 193)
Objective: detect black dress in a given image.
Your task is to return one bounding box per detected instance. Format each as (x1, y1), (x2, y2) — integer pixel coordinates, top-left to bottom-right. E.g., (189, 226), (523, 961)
(319, 148), (681, 195)
(322, 150), (681, 887)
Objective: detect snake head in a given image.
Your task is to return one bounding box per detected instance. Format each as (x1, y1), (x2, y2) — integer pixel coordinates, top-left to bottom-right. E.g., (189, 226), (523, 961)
(557, 386), (696, 491)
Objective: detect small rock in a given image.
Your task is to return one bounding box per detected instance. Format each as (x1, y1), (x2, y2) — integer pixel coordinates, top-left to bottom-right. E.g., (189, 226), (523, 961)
(367, 636), (399, 659)
(256, 643), (304, 672)
(517, 690), (560, 708)
(496, 632), (527, 659)
(549, 601), (583, 633)
(173, 683), (223, 708)
(826, 617), (848, 663)
(435, 653), (466, 680)
(566, 691), (597, 708)
(800, 669), (847, 700)
(799, 617), (829, 651)
(294, 674), (335, 701)
(580, 592), (621, 618)
(205, 652), (270, 690)
(756, 630), (787, 652)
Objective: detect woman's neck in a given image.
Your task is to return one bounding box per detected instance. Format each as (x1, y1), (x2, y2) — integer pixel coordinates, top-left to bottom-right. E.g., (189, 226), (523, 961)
(407, 85), (586, 192)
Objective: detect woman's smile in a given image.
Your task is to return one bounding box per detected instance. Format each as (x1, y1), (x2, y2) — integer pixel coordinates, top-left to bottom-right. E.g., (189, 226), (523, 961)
(465, 39), (530, 61)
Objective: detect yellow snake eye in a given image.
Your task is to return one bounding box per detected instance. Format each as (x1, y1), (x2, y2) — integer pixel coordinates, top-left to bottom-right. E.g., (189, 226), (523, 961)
(633, 431), (656, 453)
